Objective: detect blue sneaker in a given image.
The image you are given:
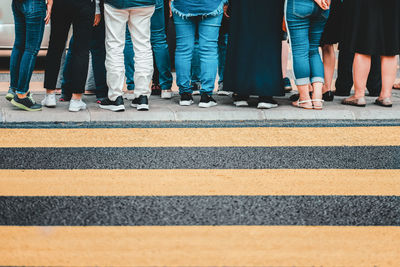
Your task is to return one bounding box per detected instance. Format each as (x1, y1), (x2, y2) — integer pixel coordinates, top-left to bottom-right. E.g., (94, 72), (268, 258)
(283, 77), (292, 93)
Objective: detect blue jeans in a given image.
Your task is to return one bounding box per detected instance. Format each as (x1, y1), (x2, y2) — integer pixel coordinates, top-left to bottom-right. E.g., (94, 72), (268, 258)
(190, 37), (201, 86)
(218, 33), (228, 83)
(62, 18), (108, 98)
(124, 0), (173, 91)
(174, 13), (223, 95)
(286, 0), (329, 85)
(10, 0), (46, 94)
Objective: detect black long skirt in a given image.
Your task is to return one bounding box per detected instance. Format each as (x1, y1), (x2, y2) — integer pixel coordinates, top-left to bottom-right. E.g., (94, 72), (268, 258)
(344, 0), (400, 56)
(224, 0), (285, 97)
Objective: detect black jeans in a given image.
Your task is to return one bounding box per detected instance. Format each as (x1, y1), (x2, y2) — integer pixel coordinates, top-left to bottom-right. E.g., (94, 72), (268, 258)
(335, 49), (382, 96)
(44, 0), (94, 94)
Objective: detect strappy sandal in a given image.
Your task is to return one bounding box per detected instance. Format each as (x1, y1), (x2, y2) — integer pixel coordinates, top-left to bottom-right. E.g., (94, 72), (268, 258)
(312, 99), (324, 110)
(374, 98), (392, 107)
(341, 97), (366, 107)
(292, 99), (313, 110)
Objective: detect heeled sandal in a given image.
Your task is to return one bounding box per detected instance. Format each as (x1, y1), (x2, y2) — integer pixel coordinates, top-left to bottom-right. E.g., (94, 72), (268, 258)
(312, 99), (324, 110)
(292, 99), (313, 110)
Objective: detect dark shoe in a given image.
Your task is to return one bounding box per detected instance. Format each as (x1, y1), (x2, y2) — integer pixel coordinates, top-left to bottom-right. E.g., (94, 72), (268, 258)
(283, 77), (292, 93)
(191, 82), (201, 95)
(5, 88), (16, 101)
(11, 94), (42, 111)
(257, 96), (278, 109)
(99, 96), (125, 112)
(341, 97), (366, 107)
(59, 93), (72, 102)
(322, 91), (334, 102)
(199, 93), (217, 108)
(131, 95), (149, 111)
(232, 93), (249, 107)
(179, 92), (194, 106)
(374, 98), (392, 107)
(151, 84), (161, 96)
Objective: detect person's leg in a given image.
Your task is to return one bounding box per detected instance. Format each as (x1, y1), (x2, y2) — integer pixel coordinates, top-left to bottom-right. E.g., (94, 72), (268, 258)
(90, 19), (109, 100)
(191, 35), (201, 91)
(104, 4), (129, 101)
(124, 25), (135, 91)
(343, 53), (370, 106)
(44, 0), (72, 93)
(151, 3), (173, 91)
(366, 55), (382, 96)
(128, 6), (155, 101)
(379, 56), (397, 100)
(335, 49), (354, 96)
(218, 32), (228, 84)
(308, 12), (328, 109)
(61, 37), (74, 99)
(174, 14), (196, 95)
(198, 14), (222, 95)
(8, 1), (25, 100)
(286, 0), (313, 108)
(322, 44), (335, 93)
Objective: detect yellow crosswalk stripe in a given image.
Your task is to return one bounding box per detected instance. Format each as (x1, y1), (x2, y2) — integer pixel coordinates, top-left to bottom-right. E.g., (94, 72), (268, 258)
(1, 126), (400, 147)
(1, 169), (399, 196)
(1, 226), (399, 266)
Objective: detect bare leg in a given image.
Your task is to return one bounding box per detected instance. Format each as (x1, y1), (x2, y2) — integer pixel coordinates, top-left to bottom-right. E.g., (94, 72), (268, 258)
(282, 41), (289, 78)
(322, 44), (335, 93)
(292, 84), (312, 109)
(312, 82), (323, 109)
(352, 53), (371, 99)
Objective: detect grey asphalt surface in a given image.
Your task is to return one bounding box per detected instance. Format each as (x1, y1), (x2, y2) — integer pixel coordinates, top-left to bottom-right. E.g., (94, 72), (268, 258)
(1, 196), (399, 226)
(1, 146), (399, 169)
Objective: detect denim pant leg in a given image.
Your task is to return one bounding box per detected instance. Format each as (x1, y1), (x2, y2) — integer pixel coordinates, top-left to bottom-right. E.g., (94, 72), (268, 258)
(151, 5), (173, 90)
(198, 14), (222, 95)
(218, 33), (228, 83)
(309, 13), (327, 84)
(11, 0), (46, 94)
(91, 19), (109, 98)
(191, 37), (201, 85)
(174, 14), (196, 95)
(124, 25), (135, 91)
(10, 2), (25, 92)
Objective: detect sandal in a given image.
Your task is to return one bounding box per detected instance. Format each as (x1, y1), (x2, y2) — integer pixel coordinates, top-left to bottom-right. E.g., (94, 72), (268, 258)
(374, 98), (392, 107)
(292, 99), (313, 109)
(312, 99), (324, 110)
(341, 97), (366, 107)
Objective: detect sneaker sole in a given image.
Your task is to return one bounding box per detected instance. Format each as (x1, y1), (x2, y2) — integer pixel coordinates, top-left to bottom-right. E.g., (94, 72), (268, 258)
(99, 104), (126, 112)
(11, 99), (42, 111)
(137, 104), (149, 111)
(217, 91), (231, 96)
(257, 103), (278, 109)
(69, 107), (87, 112)
(199, 102), (217, 108)
(234, 101), (249, 107)
(179, 100), (194, 106)
(6, 93), (14, 102)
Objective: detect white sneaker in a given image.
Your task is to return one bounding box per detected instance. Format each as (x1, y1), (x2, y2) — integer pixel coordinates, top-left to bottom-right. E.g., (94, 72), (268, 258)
(161, 90), (173, 99)
(234, 100), (249, 107)
(123, 92), (136, 100)
(41, 93), (56, 108)
(69, 99), (87, 112)
(257, 102), (278, 109)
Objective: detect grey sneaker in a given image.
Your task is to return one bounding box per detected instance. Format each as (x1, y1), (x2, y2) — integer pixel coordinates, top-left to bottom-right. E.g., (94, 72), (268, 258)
(41, 93), (57, 108)
(69, 99), (87, 112)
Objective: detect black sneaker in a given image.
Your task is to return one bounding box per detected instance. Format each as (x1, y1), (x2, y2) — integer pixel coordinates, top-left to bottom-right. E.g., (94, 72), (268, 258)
(5, 88), (16, 101)
(232, 93), (249, 107)
(199, 93), (217, 108)
(179, 92), (194, 106)
(11, 94), (42, 111)
(257, 96), (278, 109)
(131, 95), (149, 111)
(99, 96), (125, 112)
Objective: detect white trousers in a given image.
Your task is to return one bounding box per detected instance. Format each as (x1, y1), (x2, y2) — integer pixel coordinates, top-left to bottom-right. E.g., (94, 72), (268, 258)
(104, 4), (155, 101)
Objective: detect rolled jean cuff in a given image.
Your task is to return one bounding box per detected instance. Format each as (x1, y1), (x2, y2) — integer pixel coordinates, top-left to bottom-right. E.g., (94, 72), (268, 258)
(16, 90), (29, 94)
(311, 77), (325, 84)
(295, 77), (311, 86)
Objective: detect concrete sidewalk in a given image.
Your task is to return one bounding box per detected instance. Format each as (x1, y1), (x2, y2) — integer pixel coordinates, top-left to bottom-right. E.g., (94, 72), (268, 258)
(1, 90), (400, 123)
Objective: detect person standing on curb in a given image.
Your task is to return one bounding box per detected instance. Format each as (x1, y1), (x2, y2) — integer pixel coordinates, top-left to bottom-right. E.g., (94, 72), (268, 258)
(43, 0), (98, 112)
(99, 0), (155, 112)
(9, 0), (52, 111)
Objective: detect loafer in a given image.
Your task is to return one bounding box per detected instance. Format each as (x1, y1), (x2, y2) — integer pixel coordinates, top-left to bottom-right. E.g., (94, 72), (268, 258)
(374, 98), (392, 107)
(322, 91), (334, 102)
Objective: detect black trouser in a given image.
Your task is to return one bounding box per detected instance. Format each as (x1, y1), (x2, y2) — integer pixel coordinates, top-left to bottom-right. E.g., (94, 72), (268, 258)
(335, 49), (382, 96)
(44, 0), (94, 94)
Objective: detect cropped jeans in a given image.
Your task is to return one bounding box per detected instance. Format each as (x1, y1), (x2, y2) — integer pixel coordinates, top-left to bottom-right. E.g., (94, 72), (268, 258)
(10, 0), (46, 94)
(174, 13), (223, 95)
(124, 0), (173, 91)
(286, 0), (329, 86)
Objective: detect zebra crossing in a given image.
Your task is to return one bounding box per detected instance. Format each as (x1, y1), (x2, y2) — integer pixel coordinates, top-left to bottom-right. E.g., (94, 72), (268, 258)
(0, 124), (399, 266)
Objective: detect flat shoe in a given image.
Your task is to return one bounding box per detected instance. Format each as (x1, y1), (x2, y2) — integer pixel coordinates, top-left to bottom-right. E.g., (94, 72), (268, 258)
(341, 97), (366, 107)
(312, 99), (324, 110)
(374, 98), (392, 107)
(292, 99), (313, 109)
